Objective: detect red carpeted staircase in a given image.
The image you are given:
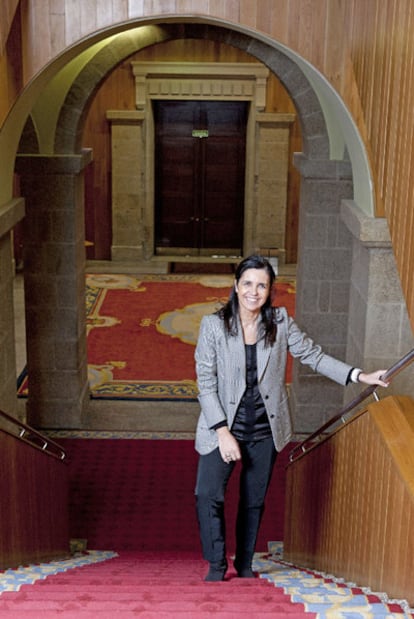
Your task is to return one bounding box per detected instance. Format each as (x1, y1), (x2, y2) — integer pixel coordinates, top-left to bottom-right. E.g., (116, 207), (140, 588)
(0, 551), (316, 618)
(0, 438), (317, 617)
(3, 437), (410, 616)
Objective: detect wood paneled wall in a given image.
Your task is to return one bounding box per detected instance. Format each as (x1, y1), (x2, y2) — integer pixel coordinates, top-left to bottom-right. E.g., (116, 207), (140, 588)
(342, 0), (414, 333)
(0, 0), (19, 54)
(0, 428), (69, 569)
(1, 0), (413, 327)
(0, 2), (22, 125)
(284, 395), (414, 605)
(82, 39), (301, 261)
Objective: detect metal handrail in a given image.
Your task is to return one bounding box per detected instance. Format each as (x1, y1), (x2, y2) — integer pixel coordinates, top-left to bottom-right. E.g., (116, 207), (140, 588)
(289, 348), (414, 463)
(0, 408), (66, 461)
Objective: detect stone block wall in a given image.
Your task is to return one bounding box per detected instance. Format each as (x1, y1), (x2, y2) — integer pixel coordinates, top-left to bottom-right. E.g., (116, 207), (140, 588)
(15, 154), (91, 428)
(342, 200), (414, 398)
(289, 155), (354, 432)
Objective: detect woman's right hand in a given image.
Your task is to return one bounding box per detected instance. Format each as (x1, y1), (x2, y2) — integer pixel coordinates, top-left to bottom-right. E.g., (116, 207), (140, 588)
(216, 426), (241, 463)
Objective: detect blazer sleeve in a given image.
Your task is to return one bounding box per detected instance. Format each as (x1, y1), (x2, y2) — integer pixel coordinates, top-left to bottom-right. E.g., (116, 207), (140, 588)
(194, 315), (228, 427)
(286, 313), (352, 385)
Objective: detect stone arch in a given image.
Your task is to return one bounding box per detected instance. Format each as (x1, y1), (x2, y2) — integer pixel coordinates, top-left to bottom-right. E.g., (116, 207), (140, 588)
(9, 16), (376, 430)
(55, 22), (329, 160)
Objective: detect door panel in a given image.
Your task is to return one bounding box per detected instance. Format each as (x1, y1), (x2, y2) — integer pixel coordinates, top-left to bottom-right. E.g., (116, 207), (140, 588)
(155, 136), (198, 247)
(154, 101), (247, 254)
(203, 140), (244, 248)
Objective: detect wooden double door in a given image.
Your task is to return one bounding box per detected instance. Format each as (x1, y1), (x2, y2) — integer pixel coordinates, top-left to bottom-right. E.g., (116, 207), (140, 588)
(154, 100), (248, 255)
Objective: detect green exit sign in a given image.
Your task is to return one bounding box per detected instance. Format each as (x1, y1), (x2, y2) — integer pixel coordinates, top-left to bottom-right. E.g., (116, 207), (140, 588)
(192, 129), (209, 138)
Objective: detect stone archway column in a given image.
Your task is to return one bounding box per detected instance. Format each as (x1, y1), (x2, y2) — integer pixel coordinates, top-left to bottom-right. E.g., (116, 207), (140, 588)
(289, 154), (354, 433)
(341, 200), (414, 395)
(15, 151), (92, 429)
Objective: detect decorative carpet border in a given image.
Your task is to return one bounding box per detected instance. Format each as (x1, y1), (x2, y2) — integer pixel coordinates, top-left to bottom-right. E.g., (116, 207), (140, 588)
(0, 551), (118, 594)
(255, 543), (414, 618)
(18, 370), (199, 402)
(89, 380), (198, 401)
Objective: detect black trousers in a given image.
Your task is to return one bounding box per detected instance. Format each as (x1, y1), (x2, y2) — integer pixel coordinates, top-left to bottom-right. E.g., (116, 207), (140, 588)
(194, 437), (277, 570)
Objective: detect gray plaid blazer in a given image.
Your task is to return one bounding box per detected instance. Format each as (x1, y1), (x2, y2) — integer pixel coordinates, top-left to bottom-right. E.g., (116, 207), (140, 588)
(194, 307), (352, 455)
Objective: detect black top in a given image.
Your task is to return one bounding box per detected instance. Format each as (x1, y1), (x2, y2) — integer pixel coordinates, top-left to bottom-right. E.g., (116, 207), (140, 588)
(231, 344), (272, 441)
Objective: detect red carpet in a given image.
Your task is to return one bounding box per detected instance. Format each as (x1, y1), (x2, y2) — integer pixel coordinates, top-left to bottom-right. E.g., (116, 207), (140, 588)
(0, 552), (315, 618)
(0, 439), (311, 617)
(85, 274), (295, 400)
(18, 275), (295, 400)
(59, 438), (294, 553)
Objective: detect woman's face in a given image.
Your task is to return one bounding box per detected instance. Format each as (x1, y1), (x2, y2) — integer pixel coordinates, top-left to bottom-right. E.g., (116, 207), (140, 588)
(235, 268), (271, 315)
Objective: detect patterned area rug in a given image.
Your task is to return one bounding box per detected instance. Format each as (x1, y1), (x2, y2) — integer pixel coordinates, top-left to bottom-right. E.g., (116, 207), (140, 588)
(18, 274), (296, 401)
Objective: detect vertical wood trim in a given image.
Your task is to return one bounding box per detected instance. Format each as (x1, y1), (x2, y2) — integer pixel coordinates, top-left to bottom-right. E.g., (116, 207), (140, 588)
(0, 430), (69, 569)
(284, 396), (414, 605)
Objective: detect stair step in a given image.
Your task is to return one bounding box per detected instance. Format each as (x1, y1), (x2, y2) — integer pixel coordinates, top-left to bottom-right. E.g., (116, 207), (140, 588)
(0, 599), (309, 612)
(28, 578), (271, 587)
(0, 612), (317, 619)
(2, 552), (409, 619)
(1, 589), (289, 601)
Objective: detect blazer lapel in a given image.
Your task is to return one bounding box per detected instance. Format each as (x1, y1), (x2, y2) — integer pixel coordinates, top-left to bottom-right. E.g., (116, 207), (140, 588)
(257, 335), (272, 382)
(227, 324), (246, 379)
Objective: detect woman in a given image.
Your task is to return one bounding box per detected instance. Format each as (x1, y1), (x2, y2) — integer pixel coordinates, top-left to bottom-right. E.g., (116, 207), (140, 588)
(194, 254), (388, 582)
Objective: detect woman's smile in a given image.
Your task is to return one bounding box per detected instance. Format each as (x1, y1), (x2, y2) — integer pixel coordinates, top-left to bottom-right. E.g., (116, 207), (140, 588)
(235, 268), (271, 316)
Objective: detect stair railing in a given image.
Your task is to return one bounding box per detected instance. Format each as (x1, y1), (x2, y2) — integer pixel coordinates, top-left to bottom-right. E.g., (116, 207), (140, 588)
(289, 347), (414, 462)
(0, 408), (66, 460)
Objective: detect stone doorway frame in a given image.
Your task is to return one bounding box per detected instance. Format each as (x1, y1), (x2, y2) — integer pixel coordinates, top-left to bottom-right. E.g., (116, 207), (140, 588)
(106, 61), (294, 263)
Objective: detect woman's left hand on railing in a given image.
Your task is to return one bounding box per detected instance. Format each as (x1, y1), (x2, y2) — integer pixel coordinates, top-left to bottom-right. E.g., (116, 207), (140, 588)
(358, 369), (390, 388)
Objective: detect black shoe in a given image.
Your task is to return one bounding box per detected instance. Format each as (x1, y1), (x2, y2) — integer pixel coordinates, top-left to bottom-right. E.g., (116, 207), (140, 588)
(234, 560), (255, 578)
(204, 567), (226, 581)
(236, 566), (255, 578)
(204, 560), (227, 582)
